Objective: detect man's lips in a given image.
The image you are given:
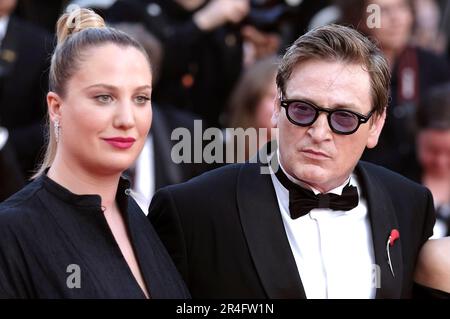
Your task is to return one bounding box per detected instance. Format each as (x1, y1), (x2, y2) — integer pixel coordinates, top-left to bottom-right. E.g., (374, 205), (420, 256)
(301, 148), (331, 159)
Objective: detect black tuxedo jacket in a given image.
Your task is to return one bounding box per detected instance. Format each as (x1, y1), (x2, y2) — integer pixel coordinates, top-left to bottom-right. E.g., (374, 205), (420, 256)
(149, 160), (435, 299)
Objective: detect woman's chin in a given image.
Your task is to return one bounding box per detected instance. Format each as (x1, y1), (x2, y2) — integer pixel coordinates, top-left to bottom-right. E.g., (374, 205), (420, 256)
(88, 161), (134, 176)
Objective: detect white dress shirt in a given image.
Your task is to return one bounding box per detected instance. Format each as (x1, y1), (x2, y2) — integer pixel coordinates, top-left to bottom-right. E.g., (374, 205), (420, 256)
(130, 136), (155, 214)
(0, 127), (8, 150)
(269, 152), (376, 299)
(0, 17), (10, 151)
(0, 16), (9, 46)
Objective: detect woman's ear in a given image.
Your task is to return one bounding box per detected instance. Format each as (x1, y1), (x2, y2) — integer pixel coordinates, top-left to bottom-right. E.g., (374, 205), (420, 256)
(47, 92), (63, 123)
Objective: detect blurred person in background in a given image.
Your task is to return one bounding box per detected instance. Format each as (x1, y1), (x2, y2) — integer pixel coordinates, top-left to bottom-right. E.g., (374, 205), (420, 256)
(411, 0), (447, 54)
(0, 0), (52, 178)
(337, 0), (450, 173)
(400, 83), (450, 238)
(225, 56), (278, 161)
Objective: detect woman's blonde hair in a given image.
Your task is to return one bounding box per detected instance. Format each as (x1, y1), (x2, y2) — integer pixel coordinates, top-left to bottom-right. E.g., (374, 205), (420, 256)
(33, 8), (151, 178)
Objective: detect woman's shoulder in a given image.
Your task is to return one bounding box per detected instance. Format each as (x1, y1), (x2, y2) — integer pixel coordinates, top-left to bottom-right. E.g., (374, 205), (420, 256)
(414, 237), (450, 294)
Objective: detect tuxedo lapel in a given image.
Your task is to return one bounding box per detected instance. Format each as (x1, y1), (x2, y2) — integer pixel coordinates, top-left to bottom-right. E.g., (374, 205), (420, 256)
(236, 161), (306, 299)
(356, 162), (403, 298)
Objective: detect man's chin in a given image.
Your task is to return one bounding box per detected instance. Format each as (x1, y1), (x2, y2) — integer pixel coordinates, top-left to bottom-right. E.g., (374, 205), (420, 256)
(294, 165), (328, 185)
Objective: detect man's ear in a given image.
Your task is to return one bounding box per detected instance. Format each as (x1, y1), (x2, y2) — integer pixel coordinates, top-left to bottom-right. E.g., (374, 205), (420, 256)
(47, 91), (63, 123)
(366, 108), (386, 149)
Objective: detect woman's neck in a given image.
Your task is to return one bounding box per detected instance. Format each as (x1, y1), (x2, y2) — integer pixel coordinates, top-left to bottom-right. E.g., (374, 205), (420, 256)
(47, 157), (121, 209)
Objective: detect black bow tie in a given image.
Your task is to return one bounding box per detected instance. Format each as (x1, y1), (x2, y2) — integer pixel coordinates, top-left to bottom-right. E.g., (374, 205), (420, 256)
(275, 168), (359, 219)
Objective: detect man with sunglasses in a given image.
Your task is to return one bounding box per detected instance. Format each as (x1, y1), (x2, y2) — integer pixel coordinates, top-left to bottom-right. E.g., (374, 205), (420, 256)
(149, 24), (435, 298)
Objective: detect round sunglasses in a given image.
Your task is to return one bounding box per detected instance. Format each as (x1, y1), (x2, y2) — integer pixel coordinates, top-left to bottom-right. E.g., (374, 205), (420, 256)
(280, 97), (374, 135)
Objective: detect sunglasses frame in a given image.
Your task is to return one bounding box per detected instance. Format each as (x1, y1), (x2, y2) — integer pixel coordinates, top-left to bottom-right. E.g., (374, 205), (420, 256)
(279, 97), (374, 135)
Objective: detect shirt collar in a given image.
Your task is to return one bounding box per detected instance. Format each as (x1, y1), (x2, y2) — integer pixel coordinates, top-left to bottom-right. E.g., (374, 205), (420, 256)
(41, 171), (131, 211)
(0, 15), (10, 45)
(276, 149), (353, 196)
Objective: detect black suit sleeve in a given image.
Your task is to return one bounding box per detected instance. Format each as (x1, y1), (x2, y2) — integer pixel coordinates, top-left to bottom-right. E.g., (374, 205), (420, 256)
(421, 188), (436, 244)
(148, 188), (190, 285)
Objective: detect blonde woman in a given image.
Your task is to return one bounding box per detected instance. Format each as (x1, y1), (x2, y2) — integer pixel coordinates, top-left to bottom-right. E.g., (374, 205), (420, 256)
(0, 9), (189, 299)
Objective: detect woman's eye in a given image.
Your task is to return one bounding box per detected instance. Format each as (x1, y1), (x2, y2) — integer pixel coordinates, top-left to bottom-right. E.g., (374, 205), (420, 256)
(135, 96), (150, 104)
(95, 95), (113, 104)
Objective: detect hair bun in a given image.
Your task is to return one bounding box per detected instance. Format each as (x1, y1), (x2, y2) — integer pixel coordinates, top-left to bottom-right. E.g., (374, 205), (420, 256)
(56, 8), (106, 45)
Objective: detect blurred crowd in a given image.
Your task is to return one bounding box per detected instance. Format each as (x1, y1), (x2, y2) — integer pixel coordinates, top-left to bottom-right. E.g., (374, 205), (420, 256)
(1, 0), (450, 236)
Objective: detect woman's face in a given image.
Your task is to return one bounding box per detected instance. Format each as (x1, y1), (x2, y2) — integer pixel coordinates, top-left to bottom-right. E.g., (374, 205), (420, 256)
(417, 129), (450, 177)
(364, 0), (413, 53)
(54, 44), (152, 176)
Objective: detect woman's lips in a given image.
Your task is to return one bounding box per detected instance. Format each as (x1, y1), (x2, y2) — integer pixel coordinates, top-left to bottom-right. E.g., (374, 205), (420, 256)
(102, 137), (136, 149)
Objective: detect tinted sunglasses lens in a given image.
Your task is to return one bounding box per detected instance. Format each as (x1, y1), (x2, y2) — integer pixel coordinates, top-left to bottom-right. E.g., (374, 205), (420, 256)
(330, 111), (359, 133)
(288, 102), (316, 125)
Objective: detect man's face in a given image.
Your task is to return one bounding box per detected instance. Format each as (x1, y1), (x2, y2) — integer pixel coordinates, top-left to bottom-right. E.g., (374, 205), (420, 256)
(272, 59), (385, 192)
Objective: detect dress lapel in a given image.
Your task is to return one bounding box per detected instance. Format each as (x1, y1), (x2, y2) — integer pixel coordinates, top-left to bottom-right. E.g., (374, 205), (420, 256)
(236, 161), (306, 298)
(356, 162), (403, 298)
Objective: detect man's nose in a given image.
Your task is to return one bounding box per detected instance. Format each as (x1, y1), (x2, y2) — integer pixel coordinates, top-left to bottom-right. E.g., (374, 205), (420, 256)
(307, 113), (332, 141)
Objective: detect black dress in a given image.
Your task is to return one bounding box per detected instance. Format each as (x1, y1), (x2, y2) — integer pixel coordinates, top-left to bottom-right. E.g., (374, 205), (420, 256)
(0, 174), (190, 299)
(413, 283), (450, 299)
